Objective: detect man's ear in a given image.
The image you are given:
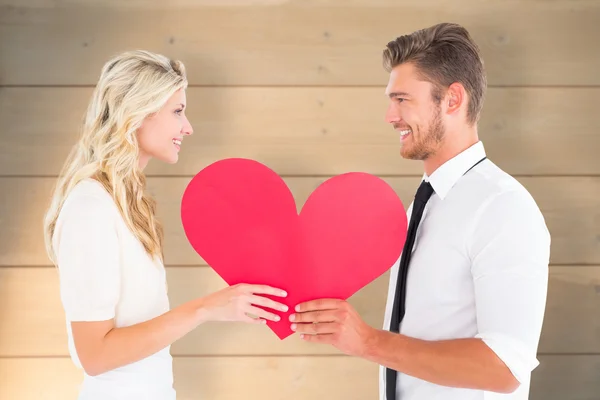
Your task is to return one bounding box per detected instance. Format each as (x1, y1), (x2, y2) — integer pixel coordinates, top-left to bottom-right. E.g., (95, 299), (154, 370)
(446, 82), (466, 115)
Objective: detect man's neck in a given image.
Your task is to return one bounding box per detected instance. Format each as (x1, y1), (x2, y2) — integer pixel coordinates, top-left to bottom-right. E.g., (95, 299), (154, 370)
(423, 128), (479, 176)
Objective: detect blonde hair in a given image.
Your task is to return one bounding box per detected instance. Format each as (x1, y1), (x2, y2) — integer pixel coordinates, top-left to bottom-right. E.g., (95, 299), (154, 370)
(43, 50), (188, 265)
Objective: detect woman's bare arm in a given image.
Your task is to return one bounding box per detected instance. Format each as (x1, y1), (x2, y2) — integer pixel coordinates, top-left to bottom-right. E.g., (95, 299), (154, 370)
(71, 283), (288, 376)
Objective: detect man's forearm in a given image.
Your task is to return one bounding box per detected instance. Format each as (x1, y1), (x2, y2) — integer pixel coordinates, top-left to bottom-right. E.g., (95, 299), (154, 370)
(362, 329), (519, 394)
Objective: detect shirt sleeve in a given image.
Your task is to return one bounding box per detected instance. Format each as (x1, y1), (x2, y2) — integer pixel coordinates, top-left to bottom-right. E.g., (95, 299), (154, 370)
(468, 187), (551, 384)
(54, 193), (122, 322)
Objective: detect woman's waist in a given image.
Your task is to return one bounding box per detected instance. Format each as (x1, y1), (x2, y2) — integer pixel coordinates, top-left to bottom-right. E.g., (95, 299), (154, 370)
(80, 348), (174, 393)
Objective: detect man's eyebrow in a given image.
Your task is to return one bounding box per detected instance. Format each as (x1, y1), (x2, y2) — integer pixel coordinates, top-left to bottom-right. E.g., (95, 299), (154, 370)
(387, 91), (411, 98)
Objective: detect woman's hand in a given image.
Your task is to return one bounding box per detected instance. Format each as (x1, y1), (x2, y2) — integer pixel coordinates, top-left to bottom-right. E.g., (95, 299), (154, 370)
(198, 283), (289, 324)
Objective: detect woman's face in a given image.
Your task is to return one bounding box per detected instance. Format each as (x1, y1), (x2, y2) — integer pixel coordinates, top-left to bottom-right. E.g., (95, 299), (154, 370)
(137, 88), (193, 169)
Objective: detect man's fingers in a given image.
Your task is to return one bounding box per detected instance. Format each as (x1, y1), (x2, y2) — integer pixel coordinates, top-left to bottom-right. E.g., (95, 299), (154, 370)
(294, 298), (341, 312)
(300, 333), (334, 344)
(292, 321), (340, 335)
(289, 310), (337, 323)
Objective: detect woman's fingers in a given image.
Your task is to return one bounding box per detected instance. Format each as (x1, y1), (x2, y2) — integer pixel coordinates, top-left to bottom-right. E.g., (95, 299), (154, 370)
(239, 284), (287, 298)
(245, 305), (281, 322)
(248, 294), (289, 312)
(241, 312), (266, 324)
(230, 284), (291, 323)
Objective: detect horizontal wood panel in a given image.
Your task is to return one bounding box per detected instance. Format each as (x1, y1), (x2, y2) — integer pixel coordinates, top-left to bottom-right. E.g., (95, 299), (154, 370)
(540, 267), (600, 354)
(1, 2), (598, 85)
(1, 0), (599, 7)
(0, 176), (598, 267)
(1, 87), (598, 176)
(0, 0), (292, 5)
(531, 355), (600, 400)
(0, 266), (598, 357)
(0, 355), (598, 400)
(0, 356), (378, 400)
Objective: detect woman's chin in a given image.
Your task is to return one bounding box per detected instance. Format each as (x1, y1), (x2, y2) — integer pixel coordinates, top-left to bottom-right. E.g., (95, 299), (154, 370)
(153, 153), (179, 165)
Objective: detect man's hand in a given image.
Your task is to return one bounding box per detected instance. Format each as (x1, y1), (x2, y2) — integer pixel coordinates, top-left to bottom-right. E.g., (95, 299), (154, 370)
(289, 299), (375, 357)
(290, 298), (520, 394)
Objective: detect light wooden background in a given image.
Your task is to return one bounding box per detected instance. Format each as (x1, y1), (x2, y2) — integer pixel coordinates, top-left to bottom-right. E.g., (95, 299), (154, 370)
(1, 1), (599, 399)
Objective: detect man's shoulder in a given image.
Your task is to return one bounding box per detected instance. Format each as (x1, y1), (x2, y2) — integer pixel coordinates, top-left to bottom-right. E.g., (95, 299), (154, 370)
(468, 160), (548, 228)
(471, 160), (536, 201)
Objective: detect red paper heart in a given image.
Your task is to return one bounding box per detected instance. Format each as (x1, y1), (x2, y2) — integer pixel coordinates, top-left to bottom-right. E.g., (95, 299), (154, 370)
(181, 158), (407, 339)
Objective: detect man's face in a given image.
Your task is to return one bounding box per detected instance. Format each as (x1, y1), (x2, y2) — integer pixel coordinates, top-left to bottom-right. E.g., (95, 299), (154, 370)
(384, 62), (446, 161)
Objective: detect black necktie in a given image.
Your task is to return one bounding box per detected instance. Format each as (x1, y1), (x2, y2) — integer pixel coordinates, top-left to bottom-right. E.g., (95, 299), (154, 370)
(384, 156), (486, 400)
(385, 180), (434, 400)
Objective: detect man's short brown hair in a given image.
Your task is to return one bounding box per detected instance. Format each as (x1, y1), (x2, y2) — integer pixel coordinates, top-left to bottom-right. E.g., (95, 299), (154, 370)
(383, 23), (487, 125)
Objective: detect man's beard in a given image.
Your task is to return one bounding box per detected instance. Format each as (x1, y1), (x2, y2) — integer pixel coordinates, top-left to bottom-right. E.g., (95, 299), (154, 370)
(401, 106), (445, 160)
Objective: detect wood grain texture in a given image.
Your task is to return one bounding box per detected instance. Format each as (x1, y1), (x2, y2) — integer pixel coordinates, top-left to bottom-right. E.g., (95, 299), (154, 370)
(1, 87), (598, 176)
(1, 0), (599, 7)
(530, 355), (600, 400)
(0, 266), (598, 357)
(1, 1), (599, 85)
(0, 0), (597, 398)
(0, 356), (378, 400)
(0, 176), (598, 267)
(1, 355), (598, 400)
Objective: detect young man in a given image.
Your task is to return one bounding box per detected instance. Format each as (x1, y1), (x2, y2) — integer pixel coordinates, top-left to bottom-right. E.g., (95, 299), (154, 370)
(289, 22), (551, 400)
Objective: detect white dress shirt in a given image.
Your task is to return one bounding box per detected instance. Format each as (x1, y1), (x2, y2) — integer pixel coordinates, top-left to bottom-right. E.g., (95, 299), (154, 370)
(379, 141), (551, 400)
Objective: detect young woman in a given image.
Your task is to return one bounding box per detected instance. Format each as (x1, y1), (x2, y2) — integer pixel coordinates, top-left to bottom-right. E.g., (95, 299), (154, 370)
(43, 50), (288, 400)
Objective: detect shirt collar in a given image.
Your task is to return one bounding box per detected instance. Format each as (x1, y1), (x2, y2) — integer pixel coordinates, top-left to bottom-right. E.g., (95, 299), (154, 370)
(422, 141), (487, 200)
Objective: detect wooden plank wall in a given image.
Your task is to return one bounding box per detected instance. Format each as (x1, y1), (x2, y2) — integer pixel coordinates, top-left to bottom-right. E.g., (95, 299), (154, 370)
(1, 1), (599, 399)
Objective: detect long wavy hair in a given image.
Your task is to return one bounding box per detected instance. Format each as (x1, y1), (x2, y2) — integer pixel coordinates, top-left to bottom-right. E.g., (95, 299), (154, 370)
(43, 50), (188, 265)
